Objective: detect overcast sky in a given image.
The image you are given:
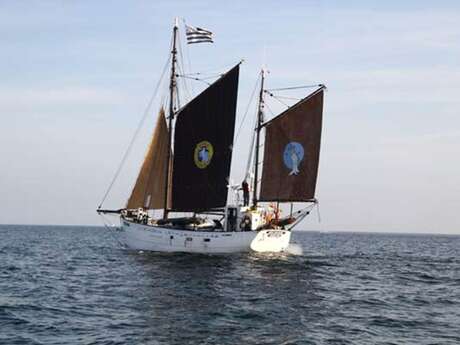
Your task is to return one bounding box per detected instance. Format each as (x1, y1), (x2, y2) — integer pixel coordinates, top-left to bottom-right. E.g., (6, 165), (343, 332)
(1, 0), (459, 233)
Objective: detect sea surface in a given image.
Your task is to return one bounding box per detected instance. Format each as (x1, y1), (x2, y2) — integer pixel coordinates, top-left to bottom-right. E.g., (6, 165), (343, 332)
(1, 225), (459, 345)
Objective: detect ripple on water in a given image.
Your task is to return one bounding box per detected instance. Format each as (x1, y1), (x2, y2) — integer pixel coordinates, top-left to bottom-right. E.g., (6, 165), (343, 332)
(1, 226), (460, 344)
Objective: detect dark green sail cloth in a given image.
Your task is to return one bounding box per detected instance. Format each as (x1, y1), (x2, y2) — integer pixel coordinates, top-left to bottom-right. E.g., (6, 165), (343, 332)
(171, 65), (239, 212)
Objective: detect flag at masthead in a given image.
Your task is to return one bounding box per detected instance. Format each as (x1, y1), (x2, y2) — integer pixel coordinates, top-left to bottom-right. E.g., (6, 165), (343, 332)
(185, 24), (214, 44)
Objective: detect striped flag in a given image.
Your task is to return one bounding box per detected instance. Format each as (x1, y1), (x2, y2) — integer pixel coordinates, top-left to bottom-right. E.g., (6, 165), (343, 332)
(185, 24), (213, 44)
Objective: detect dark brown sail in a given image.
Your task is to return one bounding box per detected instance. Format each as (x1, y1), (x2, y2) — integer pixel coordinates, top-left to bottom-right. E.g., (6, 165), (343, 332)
(126, 108), (171, 209)
(259, 88), (324, 202)
(171, 65), (239, 211)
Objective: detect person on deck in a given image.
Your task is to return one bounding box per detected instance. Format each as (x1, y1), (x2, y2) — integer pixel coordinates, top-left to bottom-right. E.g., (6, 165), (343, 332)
(242, 180), (250, 206)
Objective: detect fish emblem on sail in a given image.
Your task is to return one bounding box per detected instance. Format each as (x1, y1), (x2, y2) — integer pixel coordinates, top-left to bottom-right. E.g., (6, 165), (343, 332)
(283, 142), (304, 176)
(194, 141), (214, 169)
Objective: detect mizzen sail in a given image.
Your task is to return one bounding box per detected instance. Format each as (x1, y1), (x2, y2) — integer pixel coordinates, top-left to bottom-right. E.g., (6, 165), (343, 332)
(171, 65), (240, 211)
(259, 88), (324, 202)
(127, 108), (170, 209)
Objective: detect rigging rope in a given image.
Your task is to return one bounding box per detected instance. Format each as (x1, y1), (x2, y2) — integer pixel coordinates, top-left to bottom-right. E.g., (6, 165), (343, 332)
(178, 73), (222, 80)
(269, 94), (301, 101)
(98, 214), (126, 248)
(316, 200), (322, 223)
(178, 74), (211, 86)
(175, 77), (182, 111)
(269, 94), (290, 108)
(266, 84), (324, 91)
(264, 102), (276, 117)
(176, 32), (193, 104)
(181, 19), (195, 95)
(97, 51), (171, 209)
(234, 73), (261, 142)
(196, 74), (223, 80)
(179, 61), (239, 76)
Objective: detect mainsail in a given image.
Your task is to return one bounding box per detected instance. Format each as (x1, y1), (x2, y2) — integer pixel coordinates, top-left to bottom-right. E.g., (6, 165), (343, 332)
(259, 88), (324, 202)
(171, 65), (240, 211)
(126, 108), (170, 209)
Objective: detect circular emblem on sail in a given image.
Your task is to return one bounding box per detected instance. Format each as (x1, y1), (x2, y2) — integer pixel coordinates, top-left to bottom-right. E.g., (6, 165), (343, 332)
(194, 141), (214, 169)
(283, 142), (304, 176)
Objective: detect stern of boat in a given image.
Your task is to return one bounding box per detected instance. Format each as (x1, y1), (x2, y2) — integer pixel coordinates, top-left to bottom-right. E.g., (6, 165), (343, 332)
(250, 229), (291, 253)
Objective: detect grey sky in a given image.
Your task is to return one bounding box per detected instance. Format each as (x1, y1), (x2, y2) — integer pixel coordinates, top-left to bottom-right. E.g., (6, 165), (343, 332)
(1, 1), (459, 233)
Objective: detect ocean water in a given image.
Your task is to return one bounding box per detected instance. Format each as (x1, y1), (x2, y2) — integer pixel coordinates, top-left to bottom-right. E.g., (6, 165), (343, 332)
(1, 225), (459, 345)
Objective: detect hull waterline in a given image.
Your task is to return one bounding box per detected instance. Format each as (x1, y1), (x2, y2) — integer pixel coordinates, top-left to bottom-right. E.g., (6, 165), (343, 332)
(118, 219), (291, 254)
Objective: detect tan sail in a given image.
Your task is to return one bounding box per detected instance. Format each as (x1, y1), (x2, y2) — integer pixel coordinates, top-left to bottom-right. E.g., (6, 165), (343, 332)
(126, 108), (171, 209)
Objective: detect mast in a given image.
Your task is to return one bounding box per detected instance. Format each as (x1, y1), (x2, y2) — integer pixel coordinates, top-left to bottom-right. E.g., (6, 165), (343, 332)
(163, 19), (178, 219)
(252, 69), (265, 207)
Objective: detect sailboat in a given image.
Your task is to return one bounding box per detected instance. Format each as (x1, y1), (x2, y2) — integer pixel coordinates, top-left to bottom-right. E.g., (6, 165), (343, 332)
(97, 21), (325, 253)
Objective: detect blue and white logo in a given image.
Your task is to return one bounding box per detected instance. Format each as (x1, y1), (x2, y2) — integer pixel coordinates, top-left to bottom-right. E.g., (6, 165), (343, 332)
(283, 142), (304, 176)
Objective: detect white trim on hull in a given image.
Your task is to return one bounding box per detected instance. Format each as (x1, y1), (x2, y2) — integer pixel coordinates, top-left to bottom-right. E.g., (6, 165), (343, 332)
(119, 219), (291, 254)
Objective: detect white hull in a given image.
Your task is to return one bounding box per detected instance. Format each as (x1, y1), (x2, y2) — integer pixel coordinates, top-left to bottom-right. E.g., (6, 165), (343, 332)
(118, 219), (291, 254)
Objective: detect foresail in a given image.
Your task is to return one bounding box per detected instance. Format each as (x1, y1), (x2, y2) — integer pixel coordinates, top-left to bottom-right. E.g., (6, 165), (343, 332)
(171, 65), (240, 212)
(126, 108), (170, 209)
(259, 88), (324, 202)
